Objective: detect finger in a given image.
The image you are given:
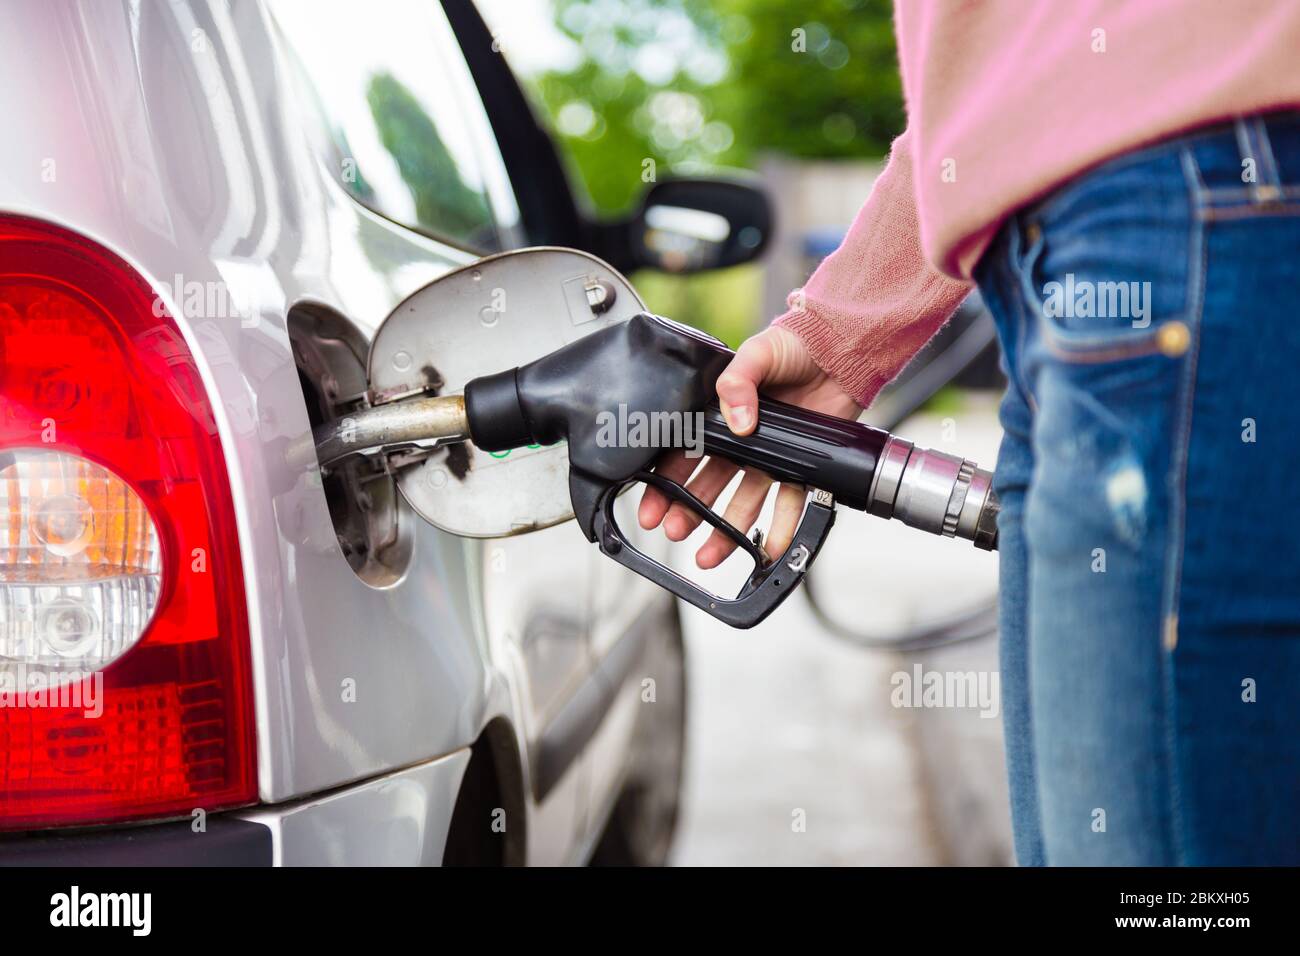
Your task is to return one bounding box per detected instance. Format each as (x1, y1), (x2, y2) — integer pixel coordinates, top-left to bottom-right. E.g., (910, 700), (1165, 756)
(637, 450), (701, 529)
(663, 456), (741, 540)
(715, 334), (777, 437)
(696, 469), (774, 569)
(765, 483), (807, 559)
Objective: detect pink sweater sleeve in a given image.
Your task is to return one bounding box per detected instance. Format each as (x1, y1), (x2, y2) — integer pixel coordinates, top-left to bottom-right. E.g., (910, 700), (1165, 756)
(773, 128), (973, 408)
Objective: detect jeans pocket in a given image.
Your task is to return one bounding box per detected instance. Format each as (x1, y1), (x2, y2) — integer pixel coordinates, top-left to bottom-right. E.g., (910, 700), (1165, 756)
(1011, 155), (1198, 364)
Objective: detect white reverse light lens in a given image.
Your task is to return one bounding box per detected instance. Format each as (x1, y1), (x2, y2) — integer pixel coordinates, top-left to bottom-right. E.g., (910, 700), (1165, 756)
(0, 450), (162, 672)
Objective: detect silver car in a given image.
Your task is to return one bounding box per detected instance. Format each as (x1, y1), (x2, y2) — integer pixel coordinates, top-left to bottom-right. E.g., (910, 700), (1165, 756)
(0, 0), (768, 865)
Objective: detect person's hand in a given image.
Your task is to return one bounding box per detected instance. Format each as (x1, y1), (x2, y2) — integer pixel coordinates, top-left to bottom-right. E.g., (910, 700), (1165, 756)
(637, 325), (862, 568)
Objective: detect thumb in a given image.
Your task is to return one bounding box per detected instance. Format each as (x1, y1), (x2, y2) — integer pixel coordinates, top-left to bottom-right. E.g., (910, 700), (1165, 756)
(715, 332), (775, 436)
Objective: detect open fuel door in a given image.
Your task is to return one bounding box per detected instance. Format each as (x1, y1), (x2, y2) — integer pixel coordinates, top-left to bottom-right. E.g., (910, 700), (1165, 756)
(366, 247), (645, 538)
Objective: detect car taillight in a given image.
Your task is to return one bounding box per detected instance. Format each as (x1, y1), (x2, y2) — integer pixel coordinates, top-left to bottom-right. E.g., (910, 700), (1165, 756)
(2, 449), (163, 667)
(0, 216), (256, 829)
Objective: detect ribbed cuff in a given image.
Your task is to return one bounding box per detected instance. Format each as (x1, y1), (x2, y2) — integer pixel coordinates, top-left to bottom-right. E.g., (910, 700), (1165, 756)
(769, 308), (894, 408)
(773, 306), (894, 409)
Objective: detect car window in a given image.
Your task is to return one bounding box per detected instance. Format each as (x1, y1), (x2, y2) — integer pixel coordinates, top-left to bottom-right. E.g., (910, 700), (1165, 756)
(269, 0), (521, 252)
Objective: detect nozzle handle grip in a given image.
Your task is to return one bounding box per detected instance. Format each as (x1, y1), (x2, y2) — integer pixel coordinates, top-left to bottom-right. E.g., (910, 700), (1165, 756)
(700, 397), (887, 511)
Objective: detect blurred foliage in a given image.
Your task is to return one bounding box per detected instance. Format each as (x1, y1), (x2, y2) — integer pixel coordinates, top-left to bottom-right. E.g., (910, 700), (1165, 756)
(534, 0), (902, 213)
(366, 72), (495, 246)
(523, 0), (903, 340)
(533, 0), (723, 215)
(921, 385), (967, 417)
(711, 0), (904, 160)
(631, 264), (761, 348)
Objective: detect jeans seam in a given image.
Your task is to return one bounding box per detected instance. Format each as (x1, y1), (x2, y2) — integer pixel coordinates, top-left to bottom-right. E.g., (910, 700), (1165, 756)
(1036, 325), (1173, 364)
(1196, 184), (1300, 201)
(1005, 218), (1040, 416)
(1160, 146), (1209, 865)
(1200, 202), (1300, 222)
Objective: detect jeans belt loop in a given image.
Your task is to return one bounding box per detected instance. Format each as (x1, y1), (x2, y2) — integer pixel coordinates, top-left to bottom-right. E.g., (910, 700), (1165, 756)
(1233, 114), (1282, 203)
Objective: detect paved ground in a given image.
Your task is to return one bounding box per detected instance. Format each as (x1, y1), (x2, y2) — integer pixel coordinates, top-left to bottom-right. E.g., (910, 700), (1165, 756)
(668, 395), (1014, 865)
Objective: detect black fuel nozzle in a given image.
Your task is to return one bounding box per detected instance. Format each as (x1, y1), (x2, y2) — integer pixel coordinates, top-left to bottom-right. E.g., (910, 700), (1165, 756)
(464, 313), (734, 538)
(461, 312), (997, 628)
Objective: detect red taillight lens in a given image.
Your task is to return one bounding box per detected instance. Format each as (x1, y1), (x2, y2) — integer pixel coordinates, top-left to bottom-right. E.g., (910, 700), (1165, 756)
(0, 216), (256, 829)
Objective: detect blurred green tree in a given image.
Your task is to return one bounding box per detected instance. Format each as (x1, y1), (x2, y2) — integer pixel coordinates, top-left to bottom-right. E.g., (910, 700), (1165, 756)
(366, 72), (494, 245)
(528, 0), (902, 343)
(711, 0), (904, 160)
(535, 0), (727, 213)
(535, 0), (902, 213)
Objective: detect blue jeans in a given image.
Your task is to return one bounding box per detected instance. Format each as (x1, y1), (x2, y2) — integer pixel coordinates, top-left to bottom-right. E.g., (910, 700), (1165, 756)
(976, 111), (1300, 865)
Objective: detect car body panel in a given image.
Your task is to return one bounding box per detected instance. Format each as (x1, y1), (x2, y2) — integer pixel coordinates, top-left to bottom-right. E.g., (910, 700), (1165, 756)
(0, 0), (668, 864)
(234, 748), (472, 866)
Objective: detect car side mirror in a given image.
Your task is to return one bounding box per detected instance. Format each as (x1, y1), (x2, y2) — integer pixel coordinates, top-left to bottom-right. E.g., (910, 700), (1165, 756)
(597, 176), (773, 275)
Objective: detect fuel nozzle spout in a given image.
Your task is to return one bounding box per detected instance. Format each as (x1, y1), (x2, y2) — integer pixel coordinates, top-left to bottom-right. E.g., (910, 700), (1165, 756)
(307, 394), (470, 469)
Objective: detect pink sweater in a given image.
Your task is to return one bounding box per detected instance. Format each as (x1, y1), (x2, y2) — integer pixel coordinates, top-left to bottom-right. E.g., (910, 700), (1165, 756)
(775, 0), (1300, 407)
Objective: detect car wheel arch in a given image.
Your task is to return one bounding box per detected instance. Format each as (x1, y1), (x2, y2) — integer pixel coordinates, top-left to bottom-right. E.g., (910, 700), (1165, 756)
(442, 716), (528, 866)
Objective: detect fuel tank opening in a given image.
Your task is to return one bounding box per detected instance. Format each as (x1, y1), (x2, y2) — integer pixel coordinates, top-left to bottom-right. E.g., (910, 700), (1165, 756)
(289, 303), (414, 586)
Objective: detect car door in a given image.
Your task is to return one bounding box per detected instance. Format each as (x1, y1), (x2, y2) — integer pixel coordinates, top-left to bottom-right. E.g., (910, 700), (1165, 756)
(443, 0), (688, 838)
(267, 0), (599, 861)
